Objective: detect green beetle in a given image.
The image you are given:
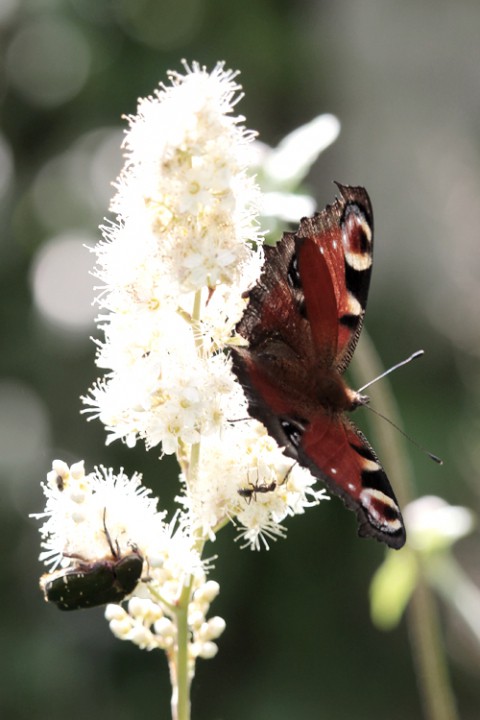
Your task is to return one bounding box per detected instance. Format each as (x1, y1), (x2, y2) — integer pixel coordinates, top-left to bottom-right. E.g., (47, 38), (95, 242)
(41, 510), (144, 611)
(41, 551), (144, 611)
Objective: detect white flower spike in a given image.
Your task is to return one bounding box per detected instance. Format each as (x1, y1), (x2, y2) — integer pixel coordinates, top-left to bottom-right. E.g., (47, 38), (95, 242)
(34, 63), (338, 717)
(82, 60), (263, 461)
(78, 60), (327, 548)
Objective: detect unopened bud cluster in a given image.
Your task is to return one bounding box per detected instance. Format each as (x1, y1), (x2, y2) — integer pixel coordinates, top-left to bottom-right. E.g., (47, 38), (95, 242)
(106, 579), (225, 667)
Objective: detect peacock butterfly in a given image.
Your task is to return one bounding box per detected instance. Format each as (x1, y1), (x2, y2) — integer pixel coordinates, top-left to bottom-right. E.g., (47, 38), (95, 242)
(230, 183), (406, 549)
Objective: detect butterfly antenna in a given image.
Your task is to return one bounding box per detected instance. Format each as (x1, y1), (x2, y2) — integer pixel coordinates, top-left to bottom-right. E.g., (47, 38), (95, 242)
(356, 350), (425, 393)
(361, 401), (443, 465)
(356, 349), (442, 464)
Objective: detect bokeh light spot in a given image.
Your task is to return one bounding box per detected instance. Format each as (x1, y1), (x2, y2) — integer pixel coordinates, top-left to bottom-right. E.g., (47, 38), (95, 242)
(0, 0), (18, 26)
(30, 232), (97, 332)
(6, 16), (91, 107)
(32, 128), (123, 232)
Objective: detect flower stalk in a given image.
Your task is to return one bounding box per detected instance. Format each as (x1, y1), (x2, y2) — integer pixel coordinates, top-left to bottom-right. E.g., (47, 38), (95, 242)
(171, 577), (195, 720)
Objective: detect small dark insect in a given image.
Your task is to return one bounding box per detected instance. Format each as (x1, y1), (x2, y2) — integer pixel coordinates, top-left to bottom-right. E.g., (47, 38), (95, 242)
(238, 480), (277, 503)
(41, 510), (143, 611)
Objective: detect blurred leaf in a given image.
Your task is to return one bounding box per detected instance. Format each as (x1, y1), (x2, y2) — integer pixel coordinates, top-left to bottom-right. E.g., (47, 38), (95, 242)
(370, 549), (418, 630)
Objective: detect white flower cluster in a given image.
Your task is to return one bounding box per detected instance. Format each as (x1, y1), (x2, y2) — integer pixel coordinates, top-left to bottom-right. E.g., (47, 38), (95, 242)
(79, 61), (326, 547)
(180, 423), (328, 547)
(404, 495), (475, 552)
(83, 61), (262, 454)
(36, 460), (224, 656)
(35, 460), (196, 573)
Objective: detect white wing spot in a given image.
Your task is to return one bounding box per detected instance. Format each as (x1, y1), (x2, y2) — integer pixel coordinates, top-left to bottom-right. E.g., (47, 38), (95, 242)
(360, 488), (402, 533)
(342, 213), (373, 271)
(344, 248), (373, 272)
(358, 216), (372, 244)
(361, 457), (380, 472)
(347, 292), (362, 317)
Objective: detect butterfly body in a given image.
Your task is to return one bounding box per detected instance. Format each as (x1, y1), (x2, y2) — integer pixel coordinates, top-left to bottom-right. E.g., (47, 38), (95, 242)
(231, 184), (406, 549)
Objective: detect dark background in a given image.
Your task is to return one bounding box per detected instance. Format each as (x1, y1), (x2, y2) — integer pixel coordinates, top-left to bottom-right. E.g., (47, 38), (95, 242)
(1, 1), (480, 718)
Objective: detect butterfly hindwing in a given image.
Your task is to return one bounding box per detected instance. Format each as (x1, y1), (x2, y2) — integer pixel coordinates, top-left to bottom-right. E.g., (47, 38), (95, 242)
(231, 183), (406, 548)
(299, 416), (405, 548)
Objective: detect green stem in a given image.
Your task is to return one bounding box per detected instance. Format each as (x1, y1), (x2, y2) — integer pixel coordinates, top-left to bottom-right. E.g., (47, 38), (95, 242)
(170, 287), (206, 720)
(172, 577), (195, 720)
(192, 289), (203, 354)
(351, 332), (459, 720)
(189, 442), (201, 490)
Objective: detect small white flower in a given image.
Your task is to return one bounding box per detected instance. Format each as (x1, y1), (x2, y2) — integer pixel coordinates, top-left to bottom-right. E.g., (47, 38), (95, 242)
(198, 616), (226, 641)
(193, 580), (220, 604)
(108, 616), (133, 640)
(404, 495), (475, 552)
(194, 641), (219, 659)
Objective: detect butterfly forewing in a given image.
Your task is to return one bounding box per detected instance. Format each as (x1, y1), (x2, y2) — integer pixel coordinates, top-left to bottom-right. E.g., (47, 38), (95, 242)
(294, 235), (339, 366)
(295, 184), (374, 370)
(236, 235), (311, 359)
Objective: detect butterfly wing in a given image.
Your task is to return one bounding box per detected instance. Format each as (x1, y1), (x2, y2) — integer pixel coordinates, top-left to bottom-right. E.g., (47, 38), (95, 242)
(236, 232), (314, 362)
(231, 184), (406, 548)
(295, 183), (374, 370)
(299, 416), (406, 548)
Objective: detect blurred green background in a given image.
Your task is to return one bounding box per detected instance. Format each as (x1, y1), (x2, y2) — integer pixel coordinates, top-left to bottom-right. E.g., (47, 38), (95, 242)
(1, 0), (480, 718)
